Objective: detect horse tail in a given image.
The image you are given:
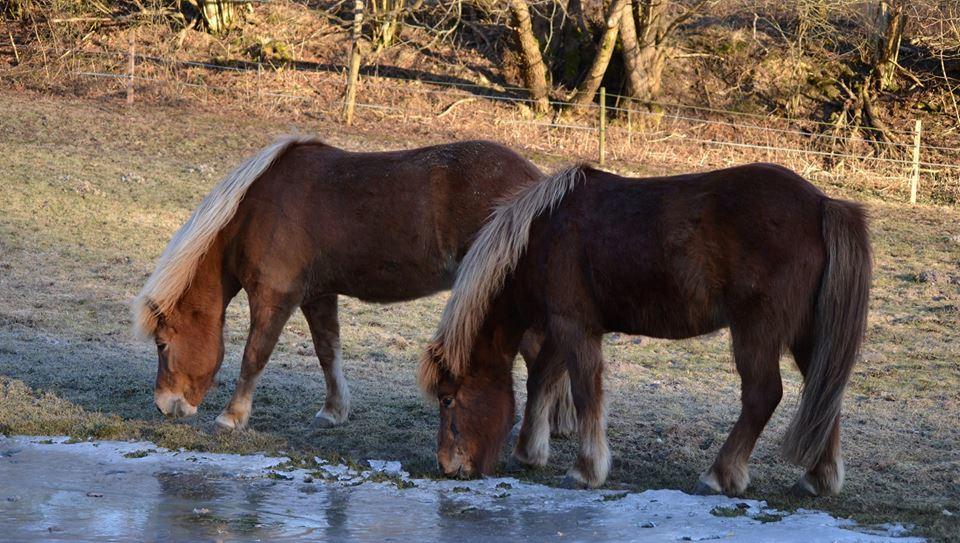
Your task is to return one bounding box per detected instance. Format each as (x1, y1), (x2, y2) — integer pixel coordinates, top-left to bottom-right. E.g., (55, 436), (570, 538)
(417, 165), (585, 395)
(781, 198), (872, 467)
(132, 134), (317, 339)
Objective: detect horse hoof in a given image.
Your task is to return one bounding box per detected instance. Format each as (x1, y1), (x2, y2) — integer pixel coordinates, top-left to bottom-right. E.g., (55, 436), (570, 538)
(693, 481), (721, 496)
(311, 412), (344, 430)
(212, 415), (240, 434)
(693, 470), (726, 495)
(559, 475), (589, 490)
(788, 477), (818, 498)
(504, 455), (531, 472)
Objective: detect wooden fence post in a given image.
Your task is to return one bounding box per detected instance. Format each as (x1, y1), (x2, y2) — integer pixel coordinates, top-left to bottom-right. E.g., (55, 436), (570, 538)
(8, 32), (19, 65)
(599, 86), (606, 166)
(343, 0), (364, 126)
(910, 119), (921, 204)
(257, 61), (263, 101)
(126, 40), (135, 105)
(627, 101), (633, 147)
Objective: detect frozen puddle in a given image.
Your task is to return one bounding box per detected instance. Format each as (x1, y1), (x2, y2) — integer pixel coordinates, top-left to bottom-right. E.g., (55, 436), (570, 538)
(0, 436), (920, 542)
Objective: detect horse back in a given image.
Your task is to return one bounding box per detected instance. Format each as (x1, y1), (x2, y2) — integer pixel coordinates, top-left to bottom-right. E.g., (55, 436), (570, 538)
(517, 164), (829, 340)
(223, 140), (541, 302)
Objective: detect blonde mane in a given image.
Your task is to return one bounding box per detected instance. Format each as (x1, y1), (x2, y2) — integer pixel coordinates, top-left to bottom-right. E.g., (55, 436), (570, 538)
(418, 165), (585, 393)
(132, 135), (318, 339)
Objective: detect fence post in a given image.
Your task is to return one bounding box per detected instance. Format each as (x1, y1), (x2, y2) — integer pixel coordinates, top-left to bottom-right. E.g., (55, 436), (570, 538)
(910, 119), (921, 204)
(599, 86), (606, 166)
(257, 61), (263, 101)
(8, 32), (19, 65)
(343, 0), (364, 126)
(126, 40), (135, 105)
(627, 101), (633, 147)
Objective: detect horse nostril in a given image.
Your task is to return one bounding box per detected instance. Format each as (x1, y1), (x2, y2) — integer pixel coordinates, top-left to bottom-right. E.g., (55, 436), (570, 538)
(156, 404), (163, 415)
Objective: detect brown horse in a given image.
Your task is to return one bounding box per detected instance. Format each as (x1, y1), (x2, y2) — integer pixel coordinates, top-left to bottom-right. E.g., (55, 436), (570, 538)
(419, 163), (871, 497)
(133, 136), (576, 433)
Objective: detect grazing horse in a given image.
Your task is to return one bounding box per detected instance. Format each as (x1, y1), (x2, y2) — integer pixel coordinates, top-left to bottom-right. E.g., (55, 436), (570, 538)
(419, 163), (871, 496)
(133, 136), (576, 433)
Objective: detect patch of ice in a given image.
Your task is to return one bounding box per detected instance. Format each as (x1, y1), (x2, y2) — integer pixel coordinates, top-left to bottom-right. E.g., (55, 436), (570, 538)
(318, 463), (353, 479)
(367, 459), (407, 478)
(0, 436), (926, 542)
(19, 435), (288, 474)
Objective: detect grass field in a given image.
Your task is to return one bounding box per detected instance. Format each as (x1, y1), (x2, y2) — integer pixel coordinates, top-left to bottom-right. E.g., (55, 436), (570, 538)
(0, 90), (958, 540)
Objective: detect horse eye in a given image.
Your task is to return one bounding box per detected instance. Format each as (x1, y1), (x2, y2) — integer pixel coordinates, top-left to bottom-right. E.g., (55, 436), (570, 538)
(440, 396), (455, 408)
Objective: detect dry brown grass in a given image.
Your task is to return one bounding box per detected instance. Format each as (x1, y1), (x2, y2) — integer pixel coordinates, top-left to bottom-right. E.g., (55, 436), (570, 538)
(0, 90), (957, 540)
(3, 0), (959, 206)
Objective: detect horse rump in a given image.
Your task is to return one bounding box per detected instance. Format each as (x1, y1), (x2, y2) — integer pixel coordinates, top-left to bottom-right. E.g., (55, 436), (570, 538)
(781, 198), (872, 468)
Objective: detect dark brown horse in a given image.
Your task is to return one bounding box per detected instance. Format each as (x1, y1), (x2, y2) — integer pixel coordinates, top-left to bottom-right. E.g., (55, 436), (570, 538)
(133, 136), (576, 433)
(420, 163), (871, 497)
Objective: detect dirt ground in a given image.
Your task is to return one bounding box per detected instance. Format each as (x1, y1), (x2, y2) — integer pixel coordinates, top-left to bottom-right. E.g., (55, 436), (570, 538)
(0, 91), (958, 540)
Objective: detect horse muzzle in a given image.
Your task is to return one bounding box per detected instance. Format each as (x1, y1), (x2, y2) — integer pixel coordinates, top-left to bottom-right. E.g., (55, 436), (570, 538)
(439, 453), (476, 480)
(155, 391), (198, 419)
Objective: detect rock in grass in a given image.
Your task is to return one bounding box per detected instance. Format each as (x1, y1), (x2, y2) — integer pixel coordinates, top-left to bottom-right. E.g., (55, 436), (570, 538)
(917, 270), (941, 283)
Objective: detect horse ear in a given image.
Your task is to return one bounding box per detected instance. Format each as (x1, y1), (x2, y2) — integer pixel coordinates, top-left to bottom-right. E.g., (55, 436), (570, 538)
(133, 296), (161, 340)
(145, 299), (166, 328)
(417, 341), (445, 398)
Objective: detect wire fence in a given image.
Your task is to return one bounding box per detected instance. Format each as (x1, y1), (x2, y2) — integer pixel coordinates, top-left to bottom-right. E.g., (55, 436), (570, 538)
(5, 42), (959, 204)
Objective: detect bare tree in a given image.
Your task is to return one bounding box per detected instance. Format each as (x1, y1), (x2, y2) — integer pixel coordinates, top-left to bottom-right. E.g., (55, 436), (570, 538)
(846, 0), (909, 145)
(871, 0), (907, 91)
(4, 0), (32, 19)
(509, 0), (551, 114)
(569, 0), (628, 107)
(370, 0), (406, 52)
(552, 0), (591, 85)
(180, 0), (250, 33)
(618, 0), (647, 99)
(620, 0), (710, 102)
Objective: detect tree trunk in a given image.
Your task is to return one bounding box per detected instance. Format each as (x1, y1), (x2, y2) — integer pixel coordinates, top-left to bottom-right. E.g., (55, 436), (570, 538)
(619, 0), (643, 98)
(5, 0), (33, 19)
(343, 0), (365, 125)
(179, 0), (253, 34)
(372, 0), (405, 53)
(623, 0), (708, 103)
(508, 0), (551, 114)
(833, 0), (907, 150)
(180, 0), (249, 34)
(634, 0), (669, 100)
(569, 0), (628, 108)
(873, 0), (906, 91)
(559, 0), (590, 85)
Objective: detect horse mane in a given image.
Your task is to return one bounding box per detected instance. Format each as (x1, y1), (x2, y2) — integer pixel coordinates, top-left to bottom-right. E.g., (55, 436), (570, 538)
(418, 165), (586, 394)
(132, 134), (319, 339)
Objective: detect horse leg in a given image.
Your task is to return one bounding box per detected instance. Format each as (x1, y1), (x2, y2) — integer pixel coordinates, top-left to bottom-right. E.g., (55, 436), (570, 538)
(514, 331), (565, 467)
(789, 340), (844, 496)
(548, 373), (577, 438)
(519, 329), (577, 438)
(302, 296), (350, 429)
(696, 329), (783, 496)
(558, 322), (609, 489)
(214, 289), (298, 431)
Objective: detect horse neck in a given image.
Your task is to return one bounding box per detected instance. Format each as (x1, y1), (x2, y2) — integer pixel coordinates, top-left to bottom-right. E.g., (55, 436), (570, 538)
(170, 238), (237, 333)
(471, 294), (526, 382)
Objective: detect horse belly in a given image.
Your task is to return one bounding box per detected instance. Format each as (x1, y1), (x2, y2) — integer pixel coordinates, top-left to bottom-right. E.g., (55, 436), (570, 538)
(590, 243), (727, 340)
(601, 288), (727, 340)
(325, 253), (458, 303)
